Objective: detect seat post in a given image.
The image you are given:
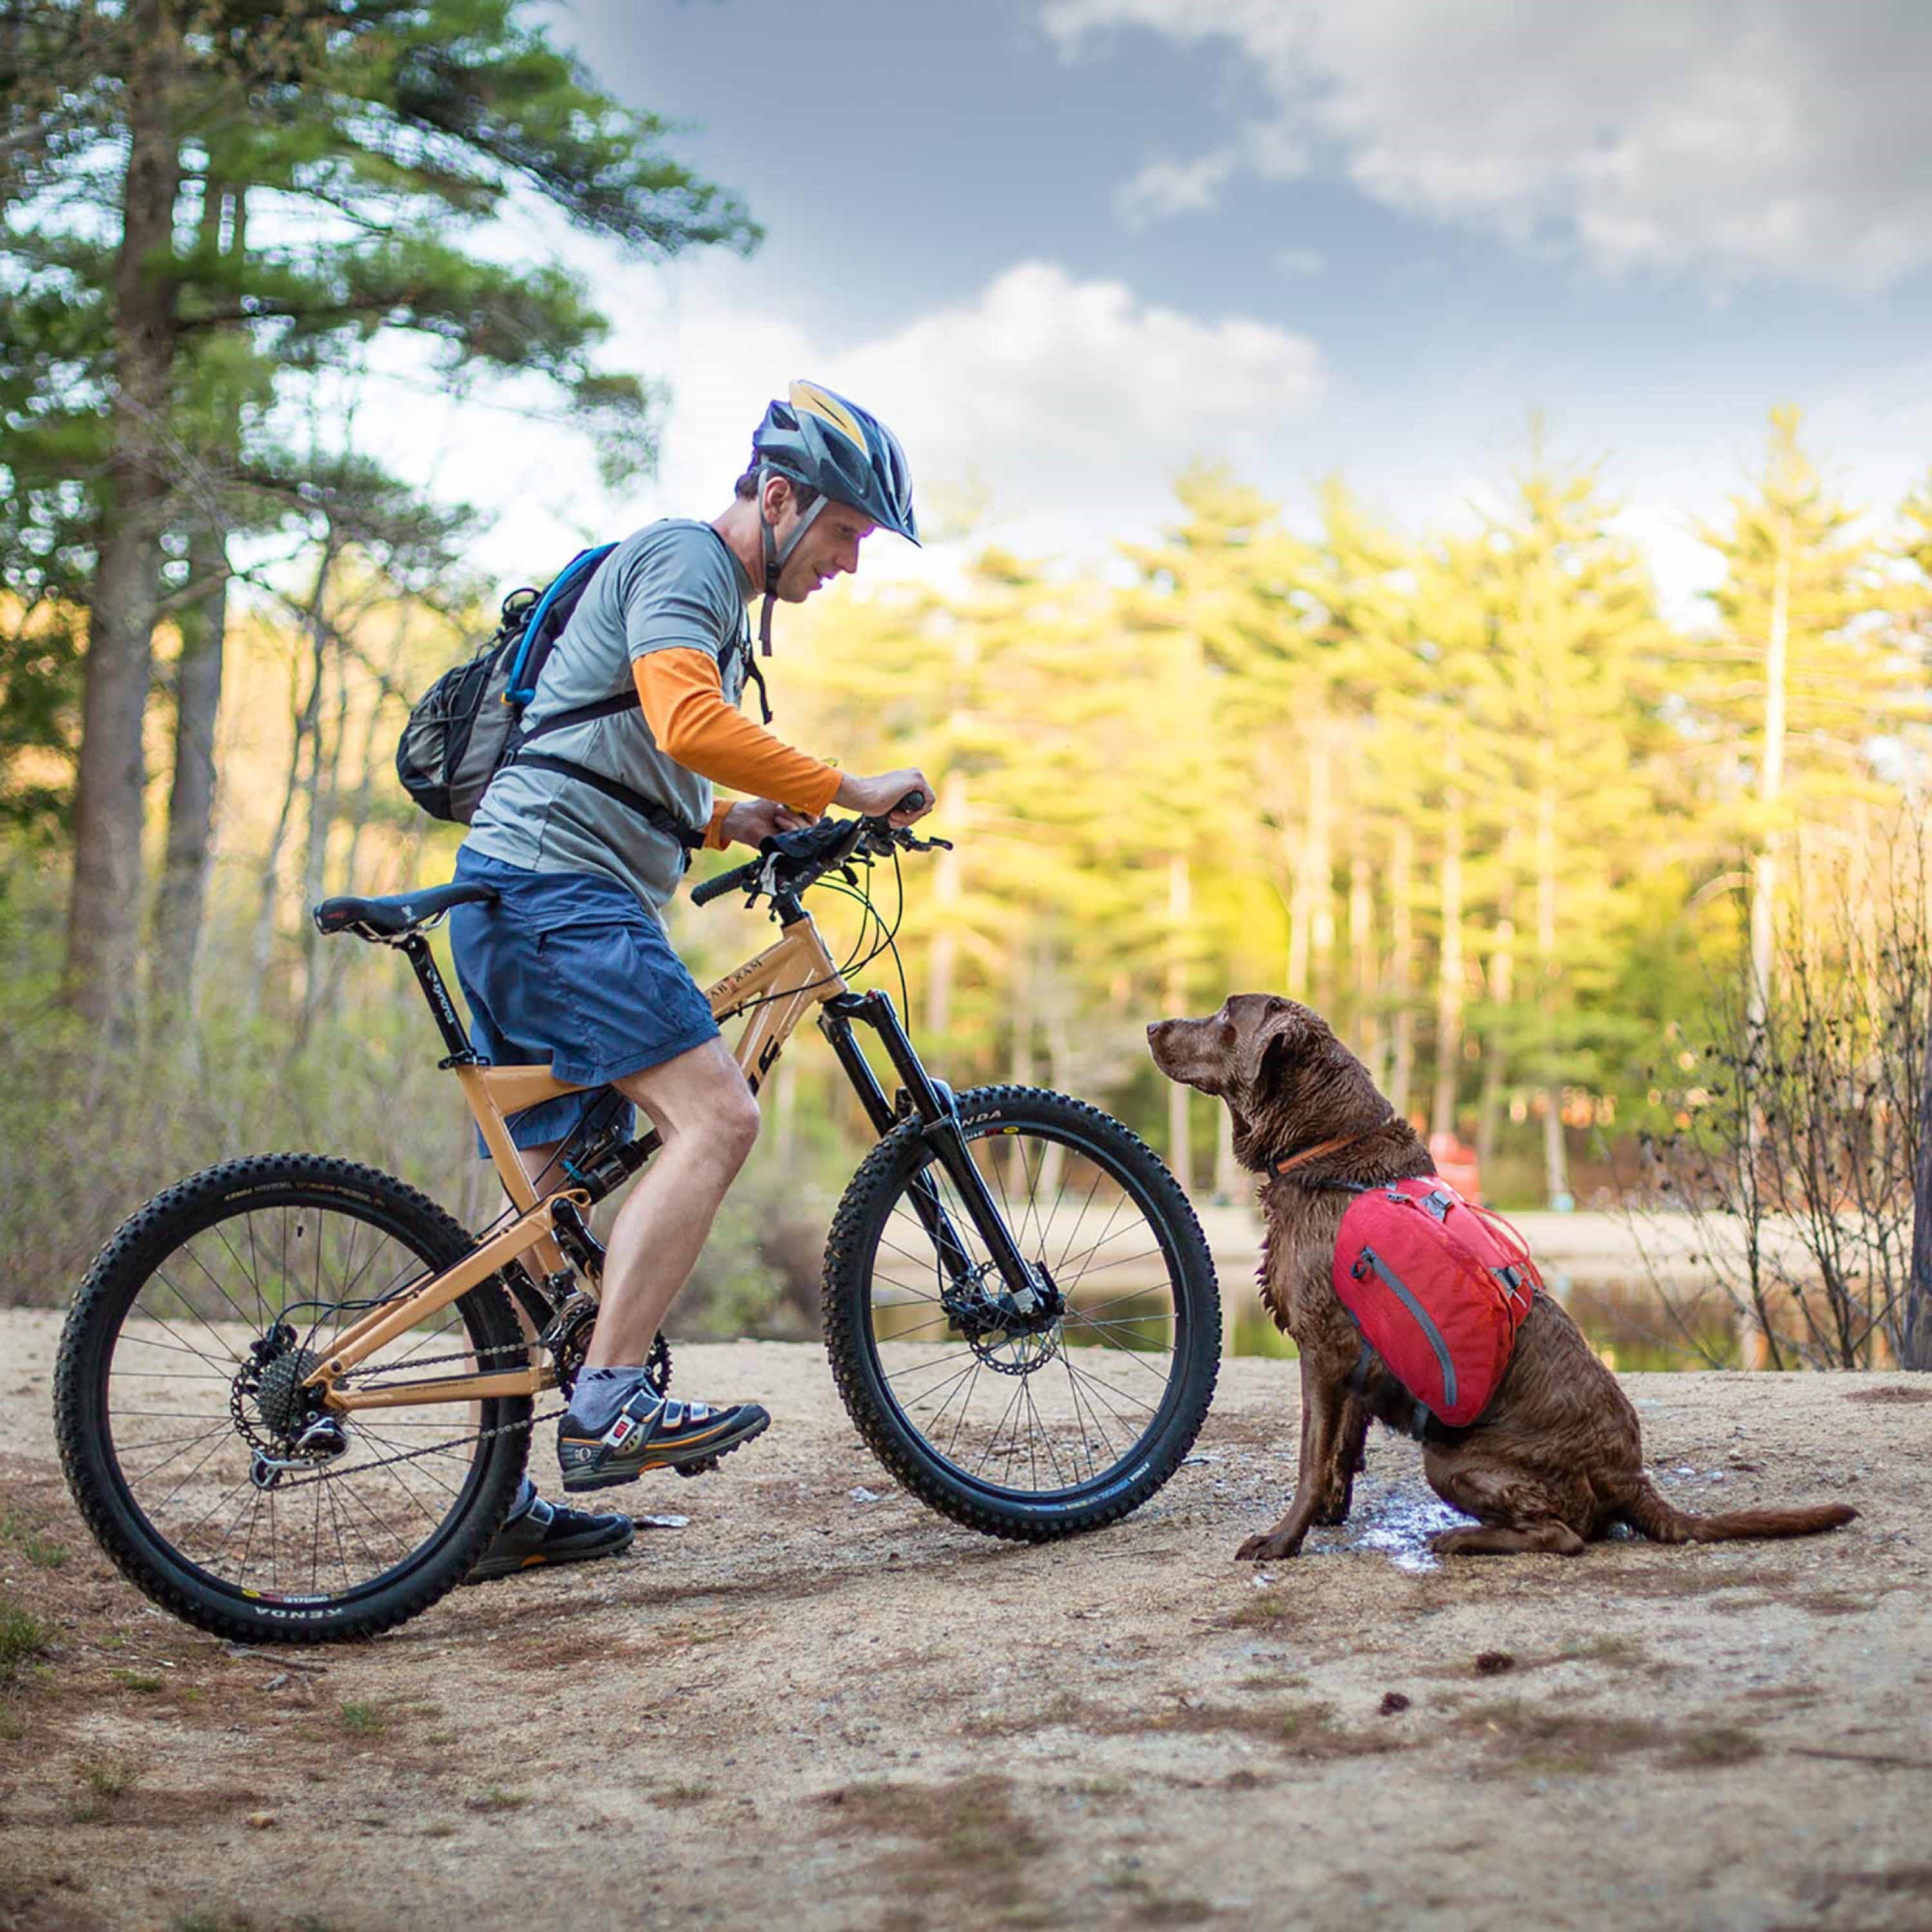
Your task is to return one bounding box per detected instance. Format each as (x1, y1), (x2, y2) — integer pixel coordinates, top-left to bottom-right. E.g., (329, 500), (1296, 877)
(400, 933), (478, 1065)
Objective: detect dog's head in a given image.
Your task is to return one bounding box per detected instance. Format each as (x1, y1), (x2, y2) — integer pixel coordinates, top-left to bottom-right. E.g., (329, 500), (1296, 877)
(1147, 994), (1390, 1172)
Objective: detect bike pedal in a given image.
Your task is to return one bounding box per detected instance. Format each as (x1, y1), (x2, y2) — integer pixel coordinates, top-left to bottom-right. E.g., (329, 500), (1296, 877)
(673, 1455), (721, 1479)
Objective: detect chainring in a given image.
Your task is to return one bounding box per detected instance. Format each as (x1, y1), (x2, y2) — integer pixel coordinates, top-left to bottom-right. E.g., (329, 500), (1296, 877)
(545, 1294), (672, 1401)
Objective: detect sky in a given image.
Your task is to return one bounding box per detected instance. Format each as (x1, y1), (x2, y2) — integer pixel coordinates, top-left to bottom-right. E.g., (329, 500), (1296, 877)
(363, 0), (1932, 623)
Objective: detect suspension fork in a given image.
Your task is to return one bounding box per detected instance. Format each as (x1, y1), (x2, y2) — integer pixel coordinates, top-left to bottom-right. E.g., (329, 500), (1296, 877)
(820, 991), (1046, 1312)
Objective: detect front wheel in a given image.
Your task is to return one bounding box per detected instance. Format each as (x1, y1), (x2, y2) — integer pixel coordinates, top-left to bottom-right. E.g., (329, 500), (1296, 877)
(822, 1086), (1220, 1540)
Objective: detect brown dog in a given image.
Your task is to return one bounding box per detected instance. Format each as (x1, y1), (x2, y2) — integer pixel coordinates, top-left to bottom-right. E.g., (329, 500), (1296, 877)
(1149, 994), (1857, 1560)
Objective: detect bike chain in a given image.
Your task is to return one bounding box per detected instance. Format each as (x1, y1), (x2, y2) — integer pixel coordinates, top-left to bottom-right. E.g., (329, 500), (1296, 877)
(257, 1400), (569, 1491)
(254, 1336), (672, 1491)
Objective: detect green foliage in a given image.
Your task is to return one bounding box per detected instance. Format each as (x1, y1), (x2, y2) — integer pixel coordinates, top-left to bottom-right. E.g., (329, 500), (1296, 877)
(1, 0), (759, 834)
(0, 1597), (51, 1685)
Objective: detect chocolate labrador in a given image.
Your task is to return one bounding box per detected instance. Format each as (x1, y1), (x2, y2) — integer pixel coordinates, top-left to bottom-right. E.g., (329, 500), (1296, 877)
(1148, 994), (1857, 1560)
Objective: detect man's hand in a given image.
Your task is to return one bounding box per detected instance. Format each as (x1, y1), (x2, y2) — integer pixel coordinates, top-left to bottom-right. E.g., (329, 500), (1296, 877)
(719, 798), (816, 848)
(833, 768), (934, 826)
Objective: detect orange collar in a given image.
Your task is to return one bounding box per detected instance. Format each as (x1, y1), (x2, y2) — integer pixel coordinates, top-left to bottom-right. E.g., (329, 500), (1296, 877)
(1272, 1119), (1392, 1178)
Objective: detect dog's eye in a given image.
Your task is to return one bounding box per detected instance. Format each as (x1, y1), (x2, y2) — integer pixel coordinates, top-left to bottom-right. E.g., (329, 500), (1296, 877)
(1266, 997), (1289, 1015)
(1219, 1020), (1238, 1046)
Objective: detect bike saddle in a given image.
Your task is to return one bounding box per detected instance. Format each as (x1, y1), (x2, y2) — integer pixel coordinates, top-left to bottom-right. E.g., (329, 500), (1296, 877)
(312, 879), (498, 941)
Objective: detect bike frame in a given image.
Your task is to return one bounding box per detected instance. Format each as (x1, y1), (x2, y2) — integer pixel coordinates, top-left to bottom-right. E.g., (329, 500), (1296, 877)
(304, 898), (1032, 1414)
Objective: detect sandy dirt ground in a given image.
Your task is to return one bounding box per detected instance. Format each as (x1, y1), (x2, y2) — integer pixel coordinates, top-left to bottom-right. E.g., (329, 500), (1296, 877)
(1, 1305), (1927, 1932)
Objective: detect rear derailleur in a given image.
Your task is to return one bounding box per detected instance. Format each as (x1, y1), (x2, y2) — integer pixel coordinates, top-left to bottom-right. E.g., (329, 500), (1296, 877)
(233, 1323), (350, 1491)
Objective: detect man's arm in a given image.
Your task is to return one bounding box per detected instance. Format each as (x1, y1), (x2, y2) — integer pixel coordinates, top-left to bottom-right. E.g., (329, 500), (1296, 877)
(632, 649), (843, 817)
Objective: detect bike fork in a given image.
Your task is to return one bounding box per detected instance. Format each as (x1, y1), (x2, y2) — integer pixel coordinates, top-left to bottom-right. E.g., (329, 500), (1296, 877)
(820, 992), (1046, 1312)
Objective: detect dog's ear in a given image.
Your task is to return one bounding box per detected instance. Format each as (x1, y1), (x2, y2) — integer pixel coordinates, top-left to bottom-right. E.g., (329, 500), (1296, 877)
(1242, 999), (1314, 1101)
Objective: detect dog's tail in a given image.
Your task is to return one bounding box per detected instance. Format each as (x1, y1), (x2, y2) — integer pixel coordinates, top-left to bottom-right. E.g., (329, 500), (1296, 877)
(1620, 1477), (1856, 1545)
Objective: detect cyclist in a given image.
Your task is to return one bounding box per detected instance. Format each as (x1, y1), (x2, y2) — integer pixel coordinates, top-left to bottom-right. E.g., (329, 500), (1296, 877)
(449, 381), (932, 1580)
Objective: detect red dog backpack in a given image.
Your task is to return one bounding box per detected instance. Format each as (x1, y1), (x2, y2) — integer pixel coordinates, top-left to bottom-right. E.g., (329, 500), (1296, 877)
(1331, 1178), (1540, 1432)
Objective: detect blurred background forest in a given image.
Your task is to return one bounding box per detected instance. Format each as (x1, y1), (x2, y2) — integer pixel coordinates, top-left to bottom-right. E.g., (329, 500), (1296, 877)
(5, 2), (1931, 1367)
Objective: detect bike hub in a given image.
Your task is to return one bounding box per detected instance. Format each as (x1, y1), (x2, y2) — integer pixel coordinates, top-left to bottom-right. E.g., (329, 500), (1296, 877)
(943, 1262), (1066, 1374)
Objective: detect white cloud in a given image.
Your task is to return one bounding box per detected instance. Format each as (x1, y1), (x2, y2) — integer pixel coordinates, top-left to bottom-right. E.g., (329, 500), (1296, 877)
(1114, 120), (1309, 229)
(1116, 149), (1240, 228)
(1045, 0), (1932, 287)
(334, 253), (1324, 603)
(1274, 247), (1325, 277)
(838, 261), (1323, 516)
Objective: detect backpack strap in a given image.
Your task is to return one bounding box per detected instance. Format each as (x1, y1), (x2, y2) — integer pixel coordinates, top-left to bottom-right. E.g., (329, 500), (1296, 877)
(509, 752), (705, 867)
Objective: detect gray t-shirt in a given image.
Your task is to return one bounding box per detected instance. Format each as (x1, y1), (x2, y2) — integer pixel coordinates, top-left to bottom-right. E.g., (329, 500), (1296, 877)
(465, 520), (753, 913)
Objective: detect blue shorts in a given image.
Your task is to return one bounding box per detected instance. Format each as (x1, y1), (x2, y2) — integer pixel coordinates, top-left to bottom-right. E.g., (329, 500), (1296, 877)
(448, 847), (721, 1153)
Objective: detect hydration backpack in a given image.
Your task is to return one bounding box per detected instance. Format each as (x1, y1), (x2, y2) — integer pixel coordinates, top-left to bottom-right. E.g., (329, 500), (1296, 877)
(1331, 1177), (1540, 1434)
(395, 544), (619, 824)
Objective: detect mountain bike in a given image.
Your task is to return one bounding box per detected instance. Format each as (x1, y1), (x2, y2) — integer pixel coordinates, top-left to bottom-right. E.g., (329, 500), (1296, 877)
(55, 804), (1220, 1643)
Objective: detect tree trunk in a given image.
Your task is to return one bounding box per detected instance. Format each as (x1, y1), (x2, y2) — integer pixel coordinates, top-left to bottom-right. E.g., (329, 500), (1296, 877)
(65, 3), (182, 1023)
(1388, 820), (1416, 1119)
(1349, 838), (1378, 1081)
(1005, 938), (1034, 1198)
(1303, 715), (1335, 1010)
(1537, 783), (1571, 1207)
(248, 542), (334, 1014)
(1747, 535), (1791, 1034)
(923, 768), (967, 1038)
(1477, 914), (1515, 1174)
(153, 552), (227, 996)
(153, 180), (242, 999)
(1906, 1016), (1932, 1368)
(1166, 851), (1193, 1195)
(1739, 527), (1790, 1368)
(1430, 754), (1465, 1141)
(295, 621), (345, 1045)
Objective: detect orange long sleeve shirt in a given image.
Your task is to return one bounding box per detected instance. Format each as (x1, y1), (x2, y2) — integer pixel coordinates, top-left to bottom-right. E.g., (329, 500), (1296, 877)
(631, 649), (842, 850)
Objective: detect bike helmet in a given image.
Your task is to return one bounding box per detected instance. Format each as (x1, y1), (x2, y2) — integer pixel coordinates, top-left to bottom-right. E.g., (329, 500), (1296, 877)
(748, 380), (918, 652)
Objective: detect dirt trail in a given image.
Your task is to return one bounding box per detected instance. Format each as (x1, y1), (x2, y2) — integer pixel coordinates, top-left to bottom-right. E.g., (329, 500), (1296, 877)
(2, 1309), (1928, 1932)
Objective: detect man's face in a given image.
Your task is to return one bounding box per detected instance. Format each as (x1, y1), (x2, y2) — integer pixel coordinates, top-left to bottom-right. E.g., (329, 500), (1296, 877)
(767, 478), (875, 603)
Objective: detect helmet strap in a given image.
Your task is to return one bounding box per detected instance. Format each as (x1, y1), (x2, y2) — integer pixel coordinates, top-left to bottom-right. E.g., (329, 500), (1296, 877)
(757, 464), (829, 658)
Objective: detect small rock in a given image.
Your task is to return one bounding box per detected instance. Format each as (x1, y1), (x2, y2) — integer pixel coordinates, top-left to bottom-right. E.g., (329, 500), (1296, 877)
(634, 1514), (689, 1530)
(1378, 1691), (1411, 1717)
(262, 1674), (289, 1692)
(245, 1812), (277, 1831)
(1474, 1651), (1515, 1676)
(849, 1487), (884, 1504)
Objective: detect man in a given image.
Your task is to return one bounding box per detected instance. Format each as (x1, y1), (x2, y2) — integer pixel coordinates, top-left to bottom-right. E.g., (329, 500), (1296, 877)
(448, 381), (931, 1580)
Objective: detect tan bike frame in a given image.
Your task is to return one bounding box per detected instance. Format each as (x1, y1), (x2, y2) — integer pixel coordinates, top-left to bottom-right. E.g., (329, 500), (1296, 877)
(303, 913), (849, 1413)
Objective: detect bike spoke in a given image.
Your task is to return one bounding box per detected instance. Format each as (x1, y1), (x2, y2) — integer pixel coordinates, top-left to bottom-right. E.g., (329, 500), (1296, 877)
(864, 1114), (1190, 1500)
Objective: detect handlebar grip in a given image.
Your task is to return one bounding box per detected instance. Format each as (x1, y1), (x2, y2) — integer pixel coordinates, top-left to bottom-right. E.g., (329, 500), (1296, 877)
(690, 859), (759, 908)
(894, 788), (928, 815)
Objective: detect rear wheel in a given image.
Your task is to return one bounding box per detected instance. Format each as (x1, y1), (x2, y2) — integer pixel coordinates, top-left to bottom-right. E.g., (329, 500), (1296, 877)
(53, 1155), (531, 1643)
(822, 1086), (1219, 1540)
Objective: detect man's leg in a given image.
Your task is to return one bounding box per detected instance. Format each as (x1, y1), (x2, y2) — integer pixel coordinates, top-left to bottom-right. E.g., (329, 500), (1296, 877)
(556, 1037), (770, 1492)
(468, 1134), (636, 1583)
(591, 1036), (761, 1363)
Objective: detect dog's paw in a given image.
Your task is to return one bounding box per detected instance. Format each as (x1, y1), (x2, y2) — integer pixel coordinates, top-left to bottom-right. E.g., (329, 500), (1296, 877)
(1235, 1531), (1303, 1562)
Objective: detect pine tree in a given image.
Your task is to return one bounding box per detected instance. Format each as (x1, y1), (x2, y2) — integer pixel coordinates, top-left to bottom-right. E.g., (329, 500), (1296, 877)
(1697, 408), (1889, 1036)
(6, 0), (757, 1021)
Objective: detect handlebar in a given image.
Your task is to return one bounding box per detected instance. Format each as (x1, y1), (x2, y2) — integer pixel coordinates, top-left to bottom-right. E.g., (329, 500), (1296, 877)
(689, 790), (943, 911)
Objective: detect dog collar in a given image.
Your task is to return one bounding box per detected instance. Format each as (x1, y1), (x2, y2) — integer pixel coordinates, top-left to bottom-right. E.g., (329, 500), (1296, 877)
(1271, 1117), (1395, 1178)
